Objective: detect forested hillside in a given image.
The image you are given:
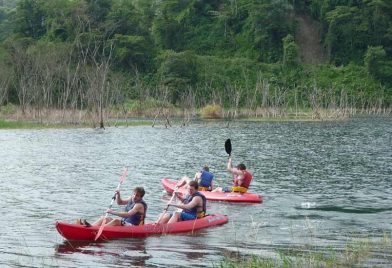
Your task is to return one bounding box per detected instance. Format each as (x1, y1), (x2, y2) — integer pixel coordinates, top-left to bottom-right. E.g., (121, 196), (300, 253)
(0, 0), (391, 126)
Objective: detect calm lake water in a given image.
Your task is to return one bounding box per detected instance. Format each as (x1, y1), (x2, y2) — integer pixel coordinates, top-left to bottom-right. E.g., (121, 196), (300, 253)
(0, 117), (391, 267)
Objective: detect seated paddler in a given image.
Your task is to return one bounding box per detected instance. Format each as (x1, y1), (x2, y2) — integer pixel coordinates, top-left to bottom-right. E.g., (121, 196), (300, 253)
(77, 186), (147, 227)
(213, 157), (253, 193)
(158, 180), (206, 224)
(176, 165), (214, 191)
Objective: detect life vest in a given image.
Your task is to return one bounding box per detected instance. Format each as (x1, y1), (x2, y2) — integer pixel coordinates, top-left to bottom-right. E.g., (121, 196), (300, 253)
(198, 186), (210, 191)
(199, 170), (214, 189)
(231, 186), (248, 193)
(233, 170), (253, 189)
(183, 192), (206, 219)
(123, 199), (147, 225)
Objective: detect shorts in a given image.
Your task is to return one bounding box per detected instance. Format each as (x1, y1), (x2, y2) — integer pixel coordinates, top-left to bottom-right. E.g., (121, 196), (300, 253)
(180, 212), (197, 221)
(222, 186), (232, 192)
(121, 219), (135, 226)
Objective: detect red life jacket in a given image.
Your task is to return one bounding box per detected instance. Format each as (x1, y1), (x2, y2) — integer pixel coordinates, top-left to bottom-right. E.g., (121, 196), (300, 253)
(234, 170), (253, 189)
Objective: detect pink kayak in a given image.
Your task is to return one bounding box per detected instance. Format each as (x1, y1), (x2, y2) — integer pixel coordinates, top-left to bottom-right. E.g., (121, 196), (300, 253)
(56, 214), (228, 241)
(162, 178), (262, 203)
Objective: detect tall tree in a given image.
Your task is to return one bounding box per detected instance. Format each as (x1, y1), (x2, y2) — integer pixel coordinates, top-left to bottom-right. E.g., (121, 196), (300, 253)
(12, 0), (46, 38)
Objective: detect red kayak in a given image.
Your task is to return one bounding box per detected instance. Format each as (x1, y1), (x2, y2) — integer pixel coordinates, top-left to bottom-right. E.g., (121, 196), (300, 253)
(55, 214), (228, 241)
(162, 178), (262, 203)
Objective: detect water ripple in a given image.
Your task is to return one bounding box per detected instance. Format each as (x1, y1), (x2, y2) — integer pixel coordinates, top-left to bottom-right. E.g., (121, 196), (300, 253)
(0, 117), (391, 267)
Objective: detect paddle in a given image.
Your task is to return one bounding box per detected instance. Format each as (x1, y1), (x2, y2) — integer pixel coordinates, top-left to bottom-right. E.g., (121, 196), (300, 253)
(94, 167), (128, 241)
(225, 138), (236, 187)
(156, 186), (178, 223)
(225, 138), (232, 157)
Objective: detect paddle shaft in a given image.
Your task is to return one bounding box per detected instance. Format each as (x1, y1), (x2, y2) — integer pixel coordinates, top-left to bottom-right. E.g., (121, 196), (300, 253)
(156, 187), (178, 223)
(94, 168), (128, 241)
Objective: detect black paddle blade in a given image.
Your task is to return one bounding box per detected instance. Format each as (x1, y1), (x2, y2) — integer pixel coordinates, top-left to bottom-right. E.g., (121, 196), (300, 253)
(225, 139), (232, 155)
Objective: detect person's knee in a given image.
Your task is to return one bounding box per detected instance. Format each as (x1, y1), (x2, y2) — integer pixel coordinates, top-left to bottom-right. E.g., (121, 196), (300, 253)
(101, 216), (110, 223)
(171, 212), (180, 220)
(158, 213), (170, 223)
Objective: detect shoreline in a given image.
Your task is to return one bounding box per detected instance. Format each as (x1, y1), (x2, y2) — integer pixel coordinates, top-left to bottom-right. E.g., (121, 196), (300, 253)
(1, 107), (390, 129)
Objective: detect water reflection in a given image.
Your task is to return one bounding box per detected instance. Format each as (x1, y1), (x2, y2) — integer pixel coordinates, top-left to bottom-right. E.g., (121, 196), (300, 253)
(109, 239), (150, 268)
(55, 238), (151, 267)
(55, 240), (104, 255)
(144, 232), (221, 267)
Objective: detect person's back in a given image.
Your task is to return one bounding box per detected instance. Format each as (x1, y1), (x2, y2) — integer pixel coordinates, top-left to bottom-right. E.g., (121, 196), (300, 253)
(212, 158), (253, 193)
(241, 169), (252, 188)
(232, 166), (253, 193)
(177, 166), (214, 190)
(198, 167), (214, 190)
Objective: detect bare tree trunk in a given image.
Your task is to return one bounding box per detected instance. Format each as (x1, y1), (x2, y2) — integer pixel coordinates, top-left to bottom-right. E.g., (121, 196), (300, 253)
(179, 87), (195, 126)
(0, 63), (11, 106)
(152, 84), (171, 127)
(310, 84), (321, 119)
(11, 44), (34, 115)
(77, 29), (114, 128)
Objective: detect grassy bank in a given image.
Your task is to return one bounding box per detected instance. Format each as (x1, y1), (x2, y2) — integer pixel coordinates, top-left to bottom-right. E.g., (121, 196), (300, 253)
(0, 119), (151, 129)
(216, 233), (392, 267)
(0, 119), (57, 129)
(1, 103), (390, 129)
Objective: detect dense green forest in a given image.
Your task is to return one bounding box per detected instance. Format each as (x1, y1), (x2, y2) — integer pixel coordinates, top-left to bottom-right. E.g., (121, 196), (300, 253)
(0, 0), (391, 126)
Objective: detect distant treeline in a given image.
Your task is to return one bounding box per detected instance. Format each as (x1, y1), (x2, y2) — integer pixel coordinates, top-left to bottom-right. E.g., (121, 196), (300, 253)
(0, 0), (391, 125)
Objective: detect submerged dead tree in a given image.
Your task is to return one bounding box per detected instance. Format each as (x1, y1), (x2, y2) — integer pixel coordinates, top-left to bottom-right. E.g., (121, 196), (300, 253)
(77, 30), (114, 129)
(179, 87), (196, 126)
(152, 85), (172, 128)
(0, 62), (11, 106)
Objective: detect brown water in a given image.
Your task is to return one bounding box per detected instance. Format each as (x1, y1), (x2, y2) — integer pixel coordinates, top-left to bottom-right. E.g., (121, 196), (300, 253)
(0, 117), (391, 267)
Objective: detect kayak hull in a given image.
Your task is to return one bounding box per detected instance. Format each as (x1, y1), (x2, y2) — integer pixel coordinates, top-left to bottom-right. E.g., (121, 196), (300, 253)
(56, 214), (228, 241)
(162, 178), (262, 203)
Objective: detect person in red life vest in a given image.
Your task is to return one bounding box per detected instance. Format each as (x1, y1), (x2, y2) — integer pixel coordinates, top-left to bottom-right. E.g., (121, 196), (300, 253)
(176, 165), (214, 191)
(157, 180), (206, 224)
(77, 187), (147, 227)
(213, 157), (253, 193)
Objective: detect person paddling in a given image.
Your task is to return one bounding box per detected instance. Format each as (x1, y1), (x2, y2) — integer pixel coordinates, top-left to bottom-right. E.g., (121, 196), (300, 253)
(213, 157), (253, 193)
(176, 165), (214, 191)
(157, 180), (206, 224)
(77, 186), (147, 227)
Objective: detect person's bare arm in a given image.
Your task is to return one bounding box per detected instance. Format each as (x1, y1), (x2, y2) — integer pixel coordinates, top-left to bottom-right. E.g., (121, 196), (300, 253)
(115, 191), (130, 205)
(107, 203), (143, 217)
(169, 196), (201, 211)
(227, 157), (233, 172)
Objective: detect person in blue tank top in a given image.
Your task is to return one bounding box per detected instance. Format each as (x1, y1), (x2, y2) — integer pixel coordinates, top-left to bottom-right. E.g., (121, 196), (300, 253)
(78, 187), (147, 227)
(157, 180), (206, 224)
(176, 165), (214, 191)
